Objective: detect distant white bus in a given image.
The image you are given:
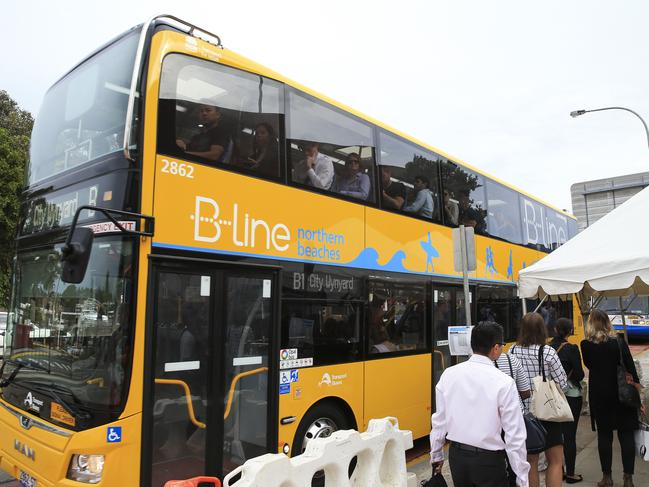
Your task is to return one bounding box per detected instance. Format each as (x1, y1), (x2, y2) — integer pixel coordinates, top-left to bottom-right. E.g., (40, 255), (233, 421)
(602, 297), (649, 338)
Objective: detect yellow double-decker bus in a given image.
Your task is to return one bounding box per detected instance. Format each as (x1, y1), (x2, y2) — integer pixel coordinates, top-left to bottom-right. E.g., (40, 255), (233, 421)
(0, 16), (581, 487)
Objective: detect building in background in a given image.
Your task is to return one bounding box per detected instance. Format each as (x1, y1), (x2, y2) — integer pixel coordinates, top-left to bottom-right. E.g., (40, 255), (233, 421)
(571, 171), (649, 232)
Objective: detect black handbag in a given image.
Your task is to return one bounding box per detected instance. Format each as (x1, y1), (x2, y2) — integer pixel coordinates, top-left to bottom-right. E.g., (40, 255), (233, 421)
(616, 336), (641, 409)
(421, 472), (448, 487)
(524, 412), (547, 454)
(497, 353), (547, 454)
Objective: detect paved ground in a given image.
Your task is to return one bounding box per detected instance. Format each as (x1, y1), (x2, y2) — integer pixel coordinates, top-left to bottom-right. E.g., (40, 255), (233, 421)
(408, 345), (649, 486)
(3, 342), (649, 486)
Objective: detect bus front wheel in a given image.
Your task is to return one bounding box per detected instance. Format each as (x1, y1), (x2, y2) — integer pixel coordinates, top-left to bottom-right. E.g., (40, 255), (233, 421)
(292, 402), (353, 485)
(292, 402), (351, 455)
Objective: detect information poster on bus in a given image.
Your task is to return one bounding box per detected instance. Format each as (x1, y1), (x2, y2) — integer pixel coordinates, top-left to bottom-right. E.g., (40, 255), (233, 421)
(448, 326), (473, 356)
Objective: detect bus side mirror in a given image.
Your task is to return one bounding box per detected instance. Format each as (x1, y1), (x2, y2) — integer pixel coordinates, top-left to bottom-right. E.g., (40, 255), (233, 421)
(61, 227), (94, 284)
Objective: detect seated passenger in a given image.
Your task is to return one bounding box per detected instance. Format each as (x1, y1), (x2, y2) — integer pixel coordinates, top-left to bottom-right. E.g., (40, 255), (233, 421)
(458, 190), (486, 232)
(292, 141), (334, 190)
(381, 166), (406, 210)
(443, 189), (459, 226)
(246, 122), (279, 176)
(403, 175), (434, 218)
(334, 153), (371, 200)
(176, 104), (231, 163)
(490, 210), (517, 241)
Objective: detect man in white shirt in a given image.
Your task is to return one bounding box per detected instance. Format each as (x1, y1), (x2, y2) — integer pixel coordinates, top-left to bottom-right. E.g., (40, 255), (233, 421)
(293, 141), (334, 190)
(430, 322), (530, 487)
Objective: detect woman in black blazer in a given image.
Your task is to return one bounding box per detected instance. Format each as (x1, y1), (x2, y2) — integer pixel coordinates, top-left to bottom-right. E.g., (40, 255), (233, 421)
(550, 318), (585, 483)
(581, 309), (641, 487)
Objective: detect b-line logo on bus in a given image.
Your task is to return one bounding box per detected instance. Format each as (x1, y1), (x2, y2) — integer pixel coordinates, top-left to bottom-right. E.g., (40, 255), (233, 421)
(191, 196), (346, 260)
(192, 196), (291, 251)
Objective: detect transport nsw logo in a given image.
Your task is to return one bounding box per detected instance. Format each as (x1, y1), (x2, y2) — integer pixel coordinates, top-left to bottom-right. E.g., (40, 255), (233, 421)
(191, 196), (290, 252)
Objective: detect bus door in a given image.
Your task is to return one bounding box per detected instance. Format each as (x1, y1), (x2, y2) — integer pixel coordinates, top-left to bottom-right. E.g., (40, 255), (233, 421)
(143, 261), (277, 486)
(431, 284), (474, 407)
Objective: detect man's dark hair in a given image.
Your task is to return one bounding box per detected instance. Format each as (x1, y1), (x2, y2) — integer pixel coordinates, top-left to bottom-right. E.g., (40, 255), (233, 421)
(555, 317), (573, 339)
(471, 321), (504, 355)
(415, 175), (430, 188)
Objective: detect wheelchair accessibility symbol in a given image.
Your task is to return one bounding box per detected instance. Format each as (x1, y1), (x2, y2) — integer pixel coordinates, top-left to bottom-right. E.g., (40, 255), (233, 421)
(107, 426), (122, 443)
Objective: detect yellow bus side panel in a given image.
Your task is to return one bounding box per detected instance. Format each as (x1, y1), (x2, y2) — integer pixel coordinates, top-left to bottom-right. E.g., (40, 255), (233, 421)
(570, 296), (586, 345)
(152, 156), (365, 264)
(365, 208), (547, 283)
(363, 354), (431, 440)
(278, 363), (364, 456)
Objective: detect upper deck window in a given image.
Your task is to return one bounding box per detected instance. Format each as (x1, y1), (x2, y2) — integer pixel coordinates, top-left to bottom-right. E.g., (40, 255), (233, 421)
(29, 30), (140, 185)
(378, 132), (442, 222)
(485, 179), (523, 244)
(441, 160), (487, 234)
(158, 54), (284, 179)
(287, 90), (376, 201)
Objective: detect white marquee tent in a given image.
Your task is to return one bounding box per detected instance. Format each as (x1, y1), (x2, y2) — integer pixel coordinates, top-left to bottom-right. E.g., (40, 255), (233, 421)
(518, 185), (649, 300)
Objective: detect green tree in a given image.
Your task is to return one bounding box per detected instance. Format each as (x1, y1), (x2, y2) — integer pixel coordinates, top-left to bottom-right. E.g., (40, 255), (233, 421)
(0, 90), (33, 307)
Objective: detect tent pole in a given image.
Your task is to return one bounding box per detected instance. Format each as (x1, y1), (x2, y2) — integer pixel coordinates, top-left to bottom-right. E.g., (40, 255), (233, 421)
(522, 298), (527, 315)
(618, 296), (629, 343)
(533, 295), (547, 313)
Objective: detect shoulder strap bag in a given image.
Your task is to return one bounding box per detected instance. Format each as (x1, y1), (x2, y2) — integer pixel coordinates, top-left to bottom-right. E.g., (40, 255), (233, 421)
(616, 336), (641, 409)
(530, 345), (574, 422)
(497, 353), (547, 453)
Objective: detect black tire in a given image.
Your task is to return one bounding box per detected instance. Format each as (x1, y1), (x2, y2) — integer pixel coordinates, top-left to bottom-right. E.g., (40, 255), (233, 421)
(292, 402), (352, 486)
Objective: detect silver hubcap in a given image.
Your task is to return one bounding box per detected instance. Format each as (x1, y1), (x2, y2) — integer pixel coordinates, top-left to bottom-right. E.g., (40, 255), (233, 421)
(301, 417), (338, 453)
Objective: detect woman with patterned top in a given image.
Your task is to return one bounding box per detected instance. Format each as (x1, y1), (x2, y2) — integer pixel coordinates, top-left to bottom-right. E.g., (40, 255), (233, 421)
(511, 312), (568, 487)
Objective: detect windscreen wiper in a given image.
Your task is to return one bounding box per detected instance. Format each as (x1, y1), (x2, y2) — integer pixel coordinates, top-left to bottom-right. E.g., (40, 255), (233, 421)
(0, 361), (24, 388)
(0, 356), (51, 389)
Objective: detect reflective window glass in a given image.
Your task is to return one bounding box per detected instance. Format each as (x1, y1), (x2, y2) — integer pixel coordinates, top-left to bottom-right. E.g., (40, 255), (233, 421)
(287, 90), (375, 200)
(519, 196), (549, 251)
(538, 298), (573, 337)
(485, 180), (523, 244)
(223, 276), (272, 472)
(441, 161), (486, 234)
(567, 218), (578, 239)
(151, 272), (209, 485)
(378, 132), (441, 221)
(477, 285), (518, 341)
(545, 207), (569, 250)
(30, 30), (140, 184)
(281, 300), (361, 365)
(158, 54), (284, 179)
(368, 280), (427, 354)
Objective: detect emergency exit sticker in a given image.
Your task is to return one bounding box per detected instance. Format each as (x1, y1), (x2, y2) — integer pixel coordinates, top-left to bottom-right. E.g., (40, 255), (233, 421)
(200, 276), (211, 296)
(263, 279), (271, 298)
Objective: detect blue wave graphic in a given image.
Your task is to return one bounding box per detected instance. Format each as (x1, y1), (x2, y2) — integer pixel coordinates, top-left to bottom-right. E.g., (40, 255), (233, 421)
(347, 247), (410, 273)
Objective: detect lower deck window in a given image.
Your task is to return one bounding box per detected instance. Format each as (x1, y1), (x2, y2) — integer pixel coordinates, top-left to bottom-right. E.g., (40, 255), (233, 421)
(281, 300), (361, 365)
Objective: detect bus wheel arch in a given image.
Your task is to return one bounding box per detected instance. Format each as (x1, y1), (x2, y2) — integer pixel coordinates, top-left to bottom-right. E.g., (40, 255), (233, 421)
(291, 397), (357, 457)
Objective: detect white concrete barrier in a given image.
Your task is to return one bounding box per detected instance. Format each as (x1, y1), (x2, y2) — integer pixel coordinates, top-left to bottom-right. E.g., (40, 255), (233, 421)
(223, 417), (414, 487)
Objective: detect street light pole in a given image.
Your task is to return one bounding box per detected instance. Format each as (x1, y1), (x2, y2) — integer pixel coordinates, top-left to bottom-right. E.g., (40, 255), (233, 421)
(570, 106), (649, 148)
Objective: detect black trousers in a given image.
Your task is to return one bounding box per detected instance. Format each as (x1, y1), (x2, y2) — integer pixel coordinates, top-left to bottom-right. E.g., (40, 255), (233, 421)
(597, 428), (635, 475)
(561, 396), (583, 476)
(449, 443), (508, 487)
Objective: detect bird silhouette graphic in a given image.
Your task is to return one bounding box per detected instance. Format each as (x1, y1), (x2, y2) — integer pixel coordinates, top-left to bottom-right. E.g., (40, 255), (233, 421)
(507, 249), (514, 280)
(486, 246), (497, 275)
(420, 232), (440, 273)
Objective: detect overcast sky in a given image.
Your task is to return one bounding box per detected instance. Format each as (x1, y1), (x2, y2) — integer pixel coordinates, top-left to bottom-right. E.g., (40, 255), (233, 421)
(3, 0), (649, 212)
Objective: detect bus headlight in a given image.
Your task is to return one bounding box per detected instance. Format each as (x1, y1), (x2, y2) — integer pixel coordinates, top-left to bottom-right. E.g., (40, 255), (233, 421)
(67, 454), (105, 483)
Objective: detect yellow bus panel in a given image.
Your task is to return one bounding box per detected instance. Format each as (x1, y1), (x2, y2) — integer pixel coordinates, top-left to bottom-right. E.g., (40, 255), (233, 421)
(363, 354), (432, 440)
(278, 362), (364, 455)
